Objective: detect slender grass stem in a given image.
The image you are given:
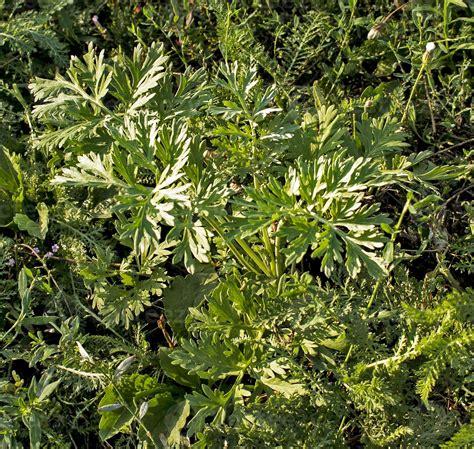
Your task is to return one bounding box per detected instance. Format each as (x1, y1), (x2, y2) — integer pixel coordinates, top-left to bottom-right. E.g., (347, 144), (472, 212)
(365, 195), (412, 317)
(401, 62), (427, 124)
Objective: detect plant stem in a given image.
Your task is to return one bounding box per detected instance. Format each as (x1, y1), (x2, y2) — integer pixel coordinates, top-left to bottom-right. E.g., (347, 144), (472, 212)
(401, 61), (427, 124)
(235, 236), (272, 277)
(443, 0), (450, 52)
(205, 217), (261, 275)
(261, 228), (276, 276)
(365, 195), (412, 315)
(274, 233), (283, 278)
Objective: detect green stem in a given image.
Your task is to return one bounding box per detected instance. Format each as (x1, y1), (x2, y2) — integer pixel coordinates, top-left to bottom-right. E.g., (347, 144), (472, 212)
(401, 62), (427, 124)
(443, 0), (450, 52)
(365, 281), (382, 317)
(393, 194), (412, 241)
(262, 228), (276, 276)
(205, 217), (261, 275)
(274, 233), (283, 278)
(342, 343), (354, 368)
(235, 237), (272, 277)
(365, 195), (412, 315)
(338, 416), (347, 434)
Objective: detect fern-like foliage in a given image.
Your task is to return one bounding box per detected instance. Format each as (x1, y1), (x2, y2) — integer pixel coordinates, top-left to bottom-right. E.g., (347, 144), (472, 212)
(274, 10), (335, 88)
(0, 9), (66, 64)
(208, 0), (276, 76)
(356, 117), (410, 159)
(441, 417), (474, 448)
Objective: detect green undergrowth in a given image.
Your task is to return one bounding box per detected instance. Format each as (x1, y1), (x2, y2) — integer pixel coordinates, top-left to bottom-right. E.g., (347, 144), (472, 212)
(0, 1), (473, 448)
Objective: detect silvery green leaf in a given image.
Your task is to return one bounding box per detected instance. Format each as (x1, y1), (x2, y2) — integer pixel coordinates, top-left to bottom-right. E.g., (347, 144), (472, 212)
(138, 401), (149, 420)
(114, 355), (136, 378)
(98, 403), (123, 412)
(76, 341), (92, 362)
(159, 433), (170, 449)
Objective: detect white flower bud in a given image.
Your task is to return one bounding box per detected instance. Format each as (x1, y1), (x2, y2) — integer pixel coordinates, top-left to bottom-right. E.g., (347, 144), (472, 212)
(367, 24), (384, 40)
(422, 42), (436, 65)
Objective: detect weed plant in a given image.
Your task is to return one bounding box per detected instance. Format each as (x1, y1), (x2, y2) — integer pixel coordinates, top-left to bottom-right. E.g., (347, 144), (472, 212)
(0, 1), (473, 448)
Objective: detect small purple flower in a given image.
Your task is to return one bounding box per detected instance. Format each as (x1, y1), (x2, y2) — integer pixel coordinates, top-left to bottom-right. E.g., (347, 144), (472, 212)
(6, 258), (15, 267)
(45, 252), (54, 258)
(51, 244), (60, 253)
(32, 247), (40, 255)
(92, 15), (101, 27)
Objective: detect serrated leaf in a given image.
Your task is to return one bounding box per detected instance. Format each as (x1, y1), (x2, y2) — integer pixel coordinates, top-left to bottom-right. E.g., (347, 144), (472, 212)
(260, 377), (307, 398)
(170, 336), (251, 381)
(158, 347), (200, 388)
(186, 385), (233, 436)
(345, 238), (388, 279)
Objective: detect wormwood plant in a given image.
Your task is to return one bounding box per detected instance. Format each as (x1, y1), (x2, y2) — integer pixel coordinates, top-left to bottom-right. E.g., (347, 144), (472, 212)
(1, 1), (473, 448)
(19, 36), (471, 447)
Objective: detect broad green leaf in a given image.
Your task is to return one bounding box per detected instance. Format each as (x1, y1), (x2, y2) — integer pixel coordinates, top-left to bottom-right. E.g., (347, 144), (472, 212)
(114, 356), (136, 378)
(37, 379), (60, 402)
(98, 374), (179, 442)
(138, 401), (149, 420)
(166, 400), (190, 446)
(139, 397), (190, 447)
(0, 147), (20, 194)
(13, 203), (48, 239)
(22, 316), (58, 326)
(448, 0), (466, 7)
(76, 341), (92, 362)
(18, 267), (29, 301)
(162, 268), (217, 336)
(28, 412), (42, 449)
(98, 403), (123, 412)
(13, 214), (41, 239)
(99, 382), (141, 440)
